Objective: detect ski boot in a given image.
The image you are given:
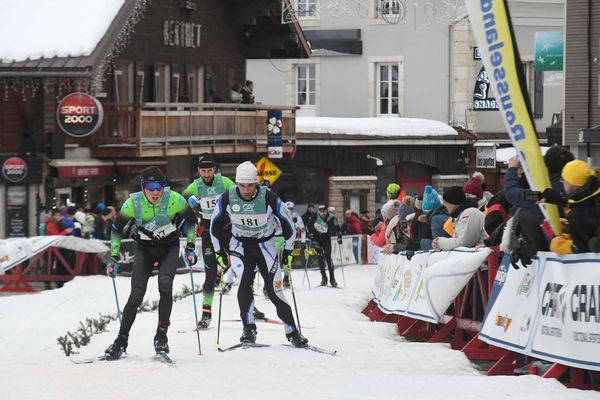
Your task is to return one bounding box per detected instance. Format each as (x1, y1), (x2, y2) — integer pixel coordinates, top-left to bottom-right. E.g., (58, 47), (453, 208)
(330, 277), (338, 288)
(221, 282), (233, 295)
(197, 306), (212, 329)
(104, 333), (128, 360)
(320, 276), (328, 286)
(153, 326), (169, 354)
(286, 330), (308, 348)
(253, 307), (265, 320)
(240, 323), (257, 343)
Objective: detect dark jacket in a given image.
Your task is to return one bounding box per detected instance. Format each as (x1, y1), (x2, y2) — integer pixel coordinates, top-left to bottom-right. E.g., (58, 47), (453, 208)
(504, 168), (564, 216)
(564, 176), (600, 253)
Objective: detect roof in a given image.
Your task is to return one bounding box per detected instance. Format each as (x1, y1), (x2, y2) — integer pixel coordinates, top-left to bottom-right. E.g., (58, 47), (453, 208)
(296, 117), (458, 138)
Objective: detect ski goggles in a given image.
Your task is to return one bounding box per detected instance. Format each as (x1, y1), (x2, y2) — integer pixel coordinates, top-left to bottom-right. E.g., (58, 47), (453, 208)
(143, 181), (166, 191)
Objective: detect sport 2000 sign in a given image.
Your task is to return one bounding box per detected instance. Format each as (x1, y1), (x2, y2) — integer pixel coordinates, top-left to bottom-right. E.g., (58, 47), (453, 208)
(56, 92), (104, 137)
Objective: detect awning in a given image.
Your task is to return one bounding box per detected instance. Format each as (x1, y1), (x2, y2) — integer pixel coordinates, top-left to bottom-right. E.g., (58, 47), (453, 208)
(49, 159), (167, 179)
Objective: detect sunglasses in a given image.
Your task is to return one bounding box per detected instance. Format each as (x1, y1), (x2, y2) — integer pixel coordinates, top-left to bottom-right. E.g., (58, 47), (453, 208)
(143, 182), (165, 191)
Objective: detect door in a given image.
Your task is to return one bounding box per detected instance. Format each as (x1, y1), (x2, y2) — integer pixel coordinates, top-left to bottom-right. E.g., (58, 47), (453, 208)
(396, 162), (434, 197)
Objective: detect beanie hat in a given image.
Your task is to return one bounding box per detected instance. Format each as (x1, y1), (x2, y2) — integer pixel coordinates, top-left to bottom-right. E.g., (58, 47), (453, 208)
(545, 145), (575, 175)
(197, 153), (216, 169)
(443, 186), (466, 205)
(463, 177), (484, 199)
(562, 160), (595, 187)
(381, 200), (401, 220)
(141, 166), (166, 183)
(386, 183), (401, 199)
(422, 185), (441, 212)
(74, 211), (86, 225)
(236, 161), (258, 184)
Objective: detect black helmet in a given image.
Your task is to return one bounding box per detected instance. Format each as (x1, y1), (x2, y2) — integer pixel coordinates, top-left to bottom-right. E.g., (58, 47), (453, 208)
(141, 166), (166, 184)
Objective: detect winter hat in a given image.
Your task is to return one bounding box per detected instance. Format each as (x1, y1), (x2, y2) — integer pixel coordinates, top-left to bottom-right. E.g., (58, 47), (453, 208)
(141, 166), (166, 184)
(285, 201), (295, 210)
(422, 185), (441, 212)
(381, 200), (401, 220)
(197, 153), (216, 169)
(443, 186), (466, 205)
(545, 145), (575, 175)
(463, 177), (484, 199)
(561, 160), (595, 187)
(386, 183), (401, 199)
(74, 211), (86, 225)
(235, 161), (258, 184)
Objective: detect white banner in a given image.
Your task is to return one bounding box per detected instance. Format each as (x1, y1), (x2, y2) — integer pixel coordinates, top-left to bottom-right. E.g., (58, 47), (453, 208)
(372, 248), (492, 323)
(367, 235), (380, 264)
(480, 252), (600, 371)
(331, 236), (360, 266)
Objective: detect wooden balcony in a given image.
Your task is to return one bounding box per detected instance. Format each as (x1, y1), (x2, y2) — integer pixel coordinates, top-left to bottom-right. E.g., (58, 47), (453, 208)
(91, 102), (297, 158)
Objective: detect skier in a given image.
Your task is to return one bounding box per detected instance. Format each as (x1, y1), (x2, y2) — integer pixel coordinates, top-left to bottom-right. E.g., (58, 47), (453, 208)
(182, 153), (235, 329)
(210, 161), (308, 347)
(307, 204), (342, 287)
(283, 201), (307, 288)
(104, 167), (198, 359)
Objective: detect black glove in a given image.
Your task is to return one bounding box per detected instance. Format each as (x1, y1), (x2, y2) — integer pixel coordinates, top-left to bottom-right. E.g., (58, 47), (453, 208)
(106, 256), (119, 278)
(300, 243), (307, 251)
(510, 240), (536, 269)
(216, 250), (229, 271)
(589, 236), (600, 253)
(542, 188), (563, 205)
(337, 236), (343, 245)
(282, 249), (294, 267)
(184, 243), (198, 266)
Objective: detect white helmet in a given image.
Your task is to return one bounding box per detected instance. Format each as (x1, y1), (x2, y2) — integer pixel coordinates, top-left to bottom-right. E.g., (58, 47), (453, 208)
(285, 201), (295, 210)
(235, 161), (258, 184)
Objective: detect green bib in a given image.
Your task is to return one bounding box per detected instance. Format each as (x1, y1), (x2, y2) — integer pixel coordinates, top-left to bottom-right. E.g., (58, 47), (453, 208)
(229, 186), (271, 239)
(195, 173), (226, 219)
(130, 188), (177, 240)
(314, 213), (331, 234)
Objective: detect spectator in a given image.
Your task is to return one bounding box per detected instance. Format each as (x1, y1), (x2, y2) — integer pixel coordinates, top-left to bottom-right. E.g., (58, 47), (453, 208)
(398, 195), (415, 220)
(482, 190), (513, 247)
(230, 83), (243, 103)
(342, 210), (362, 235)
(372, 208), (383, 227)
(359, 210), (373, 234)
(241, 80), (255, 104)
(45, 208), (73, 236)
(371, 200), (401, 249)
(94, 206), (116, 240)
(386, 183), (406, 202)
(544, 160), (600, 254)
(420, 186), (449, 250)
(63, 207), (77, 236)
(408, 196), (432, 246)
(432, 186), (485, 251)
(302, 204), (315, 225)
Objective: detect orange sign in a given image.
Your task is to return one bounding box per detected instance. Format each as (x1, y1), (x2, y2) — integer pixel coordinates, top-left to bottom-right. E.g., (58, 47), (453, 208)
(256, 157), (282, 185)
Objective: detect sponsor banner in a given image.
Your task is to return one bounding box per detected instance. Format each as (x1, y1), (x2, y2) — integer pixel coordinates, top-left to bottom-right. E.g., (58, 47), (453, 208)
(531, 254), (600, 370)
(367, 235), (380, 264)
(331, 235), (360, 266)
(372, 248), (492, 322)
(480, 252), (600, 371)
(267, 110), (283, 159)
(56, 92), (104, 138)
(480, 253), (543, 352)
(465, 0), (561, 235)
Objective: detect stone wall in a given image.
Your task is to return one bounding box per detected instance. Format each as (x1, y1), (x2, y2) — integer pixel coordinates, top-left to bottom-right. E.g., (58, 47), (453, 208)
(328, 176), (377, 215)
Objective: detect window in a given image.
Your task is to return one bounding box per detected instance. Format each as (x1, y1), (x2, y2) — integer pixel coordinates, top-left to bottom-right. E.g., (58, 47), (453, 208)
(296, 64), (316, 106)
(153, 63), (170, 102)
(113, 62), (134, 102)
(296, 0), (319, 19)
(522, 61), (543, 119)
(377, 63), (399, 116)
(187, 66), (204, 103)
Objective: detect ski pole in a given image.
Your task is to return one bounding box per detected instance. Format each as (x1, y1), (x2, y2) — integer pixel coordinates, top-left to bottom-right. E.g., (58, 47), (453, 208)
(186, 255), (202, 355)
(217, 279), (224, 345)
(111, 276), (122, 324)
(302, 239), (312, 289)
(286, 260), (302, 335)
(337, 240), (346, 287)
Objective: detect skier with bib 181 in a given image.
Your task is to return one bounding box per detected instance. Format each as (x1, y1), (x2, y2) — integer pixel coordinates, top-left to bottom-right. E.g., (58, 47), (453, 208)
(210, 161), (308, 347)
(104, 167), (198, 360)
(182, 153), (235, 329)
(307, 204), (342, 287)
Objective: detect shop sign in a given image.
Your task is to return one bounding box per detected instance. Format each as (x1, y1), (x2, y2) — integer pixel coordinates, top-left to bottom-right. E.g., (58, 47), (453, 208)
(2, 157), (28, 183)
(476, 145), (496, 169)
(56, 92), (104, 138)
(472, 67), (499, 111)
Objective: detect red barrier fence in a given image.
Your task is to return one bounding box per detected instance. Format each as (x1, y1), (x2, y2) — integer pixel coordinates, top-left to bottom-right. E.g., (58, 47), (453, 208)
(363, 248), (600, 390)
(0, 247), (104, 292)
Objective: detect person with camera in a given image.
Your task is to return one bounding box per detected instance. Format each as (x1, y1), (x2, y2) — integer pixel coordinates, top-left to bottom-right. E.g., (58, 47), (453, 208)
(103, 167), (198, 360)
(209, 161), (308, 347)
(307, 204), (342, 287)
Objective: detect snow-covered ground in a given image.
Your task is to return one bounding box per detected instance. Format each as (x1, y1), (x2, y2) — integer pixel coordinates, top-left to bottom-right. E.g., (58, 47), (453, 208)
(1, 265), (598, 400)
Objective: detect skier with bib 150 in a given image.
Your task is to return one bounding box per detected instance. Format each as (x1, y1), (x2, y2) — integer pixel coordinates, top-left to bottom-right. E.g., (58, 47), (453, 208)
(210, 161), (309, 347)
(104, 167), (198, 360)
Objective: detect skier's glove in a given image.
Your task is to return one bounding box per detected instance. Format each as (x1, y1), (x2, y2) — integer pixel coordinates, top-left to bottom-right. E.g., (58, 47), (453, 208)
(337, 236), (343, 245)
(216, 250), (229, 271)
(187, 195), (201, 209)
(184, 243), (197, 266)
(106, 256), (119, 278)
(282, 249), (294, 271)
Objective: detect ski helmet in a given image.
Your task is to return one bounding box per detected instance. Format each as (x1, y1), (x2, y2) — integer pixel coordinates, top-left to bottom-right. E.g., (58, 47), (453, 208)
(235, 161), (258, 184)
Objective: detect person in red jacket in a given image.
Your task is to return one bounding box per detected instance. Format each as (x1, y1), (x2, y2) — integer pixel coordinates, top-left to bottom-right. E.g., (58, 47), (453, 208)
(344, 210), (362, 235)
(45, 208), (73, 236)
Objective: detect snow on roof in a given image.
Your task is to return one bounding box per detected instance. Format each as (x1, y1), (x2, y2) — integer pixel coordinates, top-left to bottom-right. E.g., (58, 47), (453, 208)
(496, 146), (550, 163)
(297, 117), (457, 137)
(0, 0), (127, 62)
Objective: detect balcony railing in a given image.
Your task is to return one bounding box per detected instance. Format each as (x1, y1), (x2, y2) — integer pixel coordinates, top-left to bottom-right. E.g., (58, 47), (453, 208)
(91, 102), (298, 158)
